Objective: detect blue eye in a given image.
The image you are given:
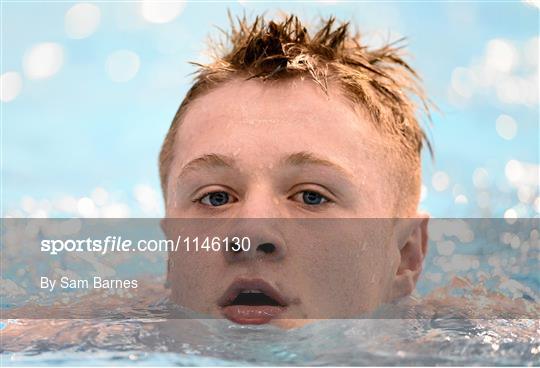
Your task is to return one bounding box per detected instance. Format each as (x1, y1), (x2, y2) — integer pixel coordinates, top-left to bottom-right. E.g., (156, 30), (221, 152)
(200, 191), (230, 206)
(302, 191), (327, 205)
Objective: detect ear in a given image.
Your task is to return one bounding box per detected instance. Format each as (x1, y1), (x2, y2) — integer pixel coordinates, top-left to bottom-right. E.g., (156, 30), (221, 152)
(389, 214), (429, 300)
(160, 218), (172, 288)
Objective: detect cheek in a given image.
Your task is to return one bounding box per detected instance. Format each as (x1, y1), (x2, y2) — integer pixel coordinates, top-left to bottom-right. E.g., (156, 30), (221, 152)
(168, 252), (223, 310)
(291, 222), (396, 317)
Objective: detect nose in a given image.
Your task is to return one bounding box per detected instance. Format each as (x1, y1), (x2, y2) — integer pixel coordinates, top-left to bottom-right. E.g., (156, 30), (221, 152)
(257, 242), (277, 254)
(223, 222), (286, 263)
(225, 240), (286, 263)
(234, 183), (284, 219)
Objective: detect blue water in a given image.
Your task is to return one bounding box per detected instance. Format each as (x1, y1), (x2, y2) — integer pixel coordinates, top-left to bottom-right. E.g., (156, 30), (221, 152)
(1, 217), (539, 366)
(2, 316), (539, 366)
(2, 207), (539, 368)
(1, 1), (539, 366)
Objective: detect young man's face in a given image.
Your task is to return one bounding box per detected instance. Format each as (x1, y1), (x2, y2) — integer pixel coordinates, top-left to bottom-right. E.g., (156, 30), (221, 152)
(163, 78), (427, 326)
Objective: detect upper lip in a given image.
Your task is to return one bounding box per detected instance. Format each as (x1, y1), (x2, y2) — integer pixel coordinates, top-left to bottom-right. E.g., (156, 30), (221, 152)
(218, 278), (288, 307)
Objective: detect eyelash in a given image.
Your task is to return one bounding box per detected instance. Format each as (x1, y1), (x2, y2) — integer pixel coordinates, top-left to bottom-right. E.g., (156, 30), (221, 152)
(291, 191), (331, 207)
(194, 191), (236, 206)
(193, 188), (334, 207)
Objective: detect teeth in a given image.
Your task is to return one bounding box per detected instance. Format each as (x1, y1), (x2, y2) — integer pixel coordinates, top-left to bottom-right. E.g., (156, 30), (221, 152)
(241, 289), (262, 294)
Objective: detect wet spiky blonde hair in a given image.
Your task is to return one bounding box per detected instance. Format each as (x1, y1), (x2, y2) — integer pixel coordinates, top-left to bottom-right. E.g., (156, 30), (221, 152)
(159, 14), (431, 209)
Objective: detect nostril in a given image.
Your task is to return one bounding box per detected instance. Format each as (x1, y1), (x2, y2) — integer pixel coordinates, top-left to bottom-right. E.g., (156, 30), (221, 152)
(257, 242), (276, 254)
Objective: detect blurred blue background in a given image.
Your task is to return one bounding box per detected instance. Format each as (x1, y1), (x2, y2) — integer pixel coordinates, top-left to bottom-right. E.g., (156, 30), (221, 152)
(1, 1), (538, 218)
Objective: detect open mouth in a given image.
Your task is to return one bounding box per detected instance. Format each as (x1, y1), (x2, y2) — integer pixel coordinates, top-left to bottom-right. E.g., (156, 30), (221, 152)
(219, 279), (287, 324)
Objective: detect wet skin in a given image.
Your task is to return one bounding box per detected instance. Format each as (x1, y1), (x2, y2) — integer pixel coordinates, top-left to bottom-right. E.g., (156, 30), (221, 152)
(163, 77), (428, 327)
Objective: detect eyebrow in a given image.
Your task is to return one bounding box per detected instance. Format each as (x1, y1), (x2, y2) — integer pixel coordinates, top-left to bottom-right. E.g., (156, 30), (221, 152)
(177, 153), (235, 180)
(176, 151), (353, 180)
(282, 151), (354, 179)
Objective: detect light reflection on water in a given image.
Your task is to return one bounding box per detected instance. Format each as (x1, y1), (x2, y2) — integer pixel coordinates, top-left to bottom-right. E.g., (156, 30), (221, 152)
(2, 284), (539, 366)
(2, 318), (540, 366)
(1, 218), (539, 365)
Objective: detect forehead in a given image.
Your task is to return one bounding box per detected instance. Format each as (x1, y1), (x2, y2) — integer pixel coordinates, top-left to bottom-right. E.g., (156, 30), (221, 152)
(174, 77), (387, 167)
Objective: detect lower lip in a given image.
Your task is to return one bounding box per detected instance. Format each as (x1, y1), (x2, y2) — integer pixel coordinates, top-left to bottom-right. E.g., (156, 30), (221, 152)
(221, 305), (286, 324)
